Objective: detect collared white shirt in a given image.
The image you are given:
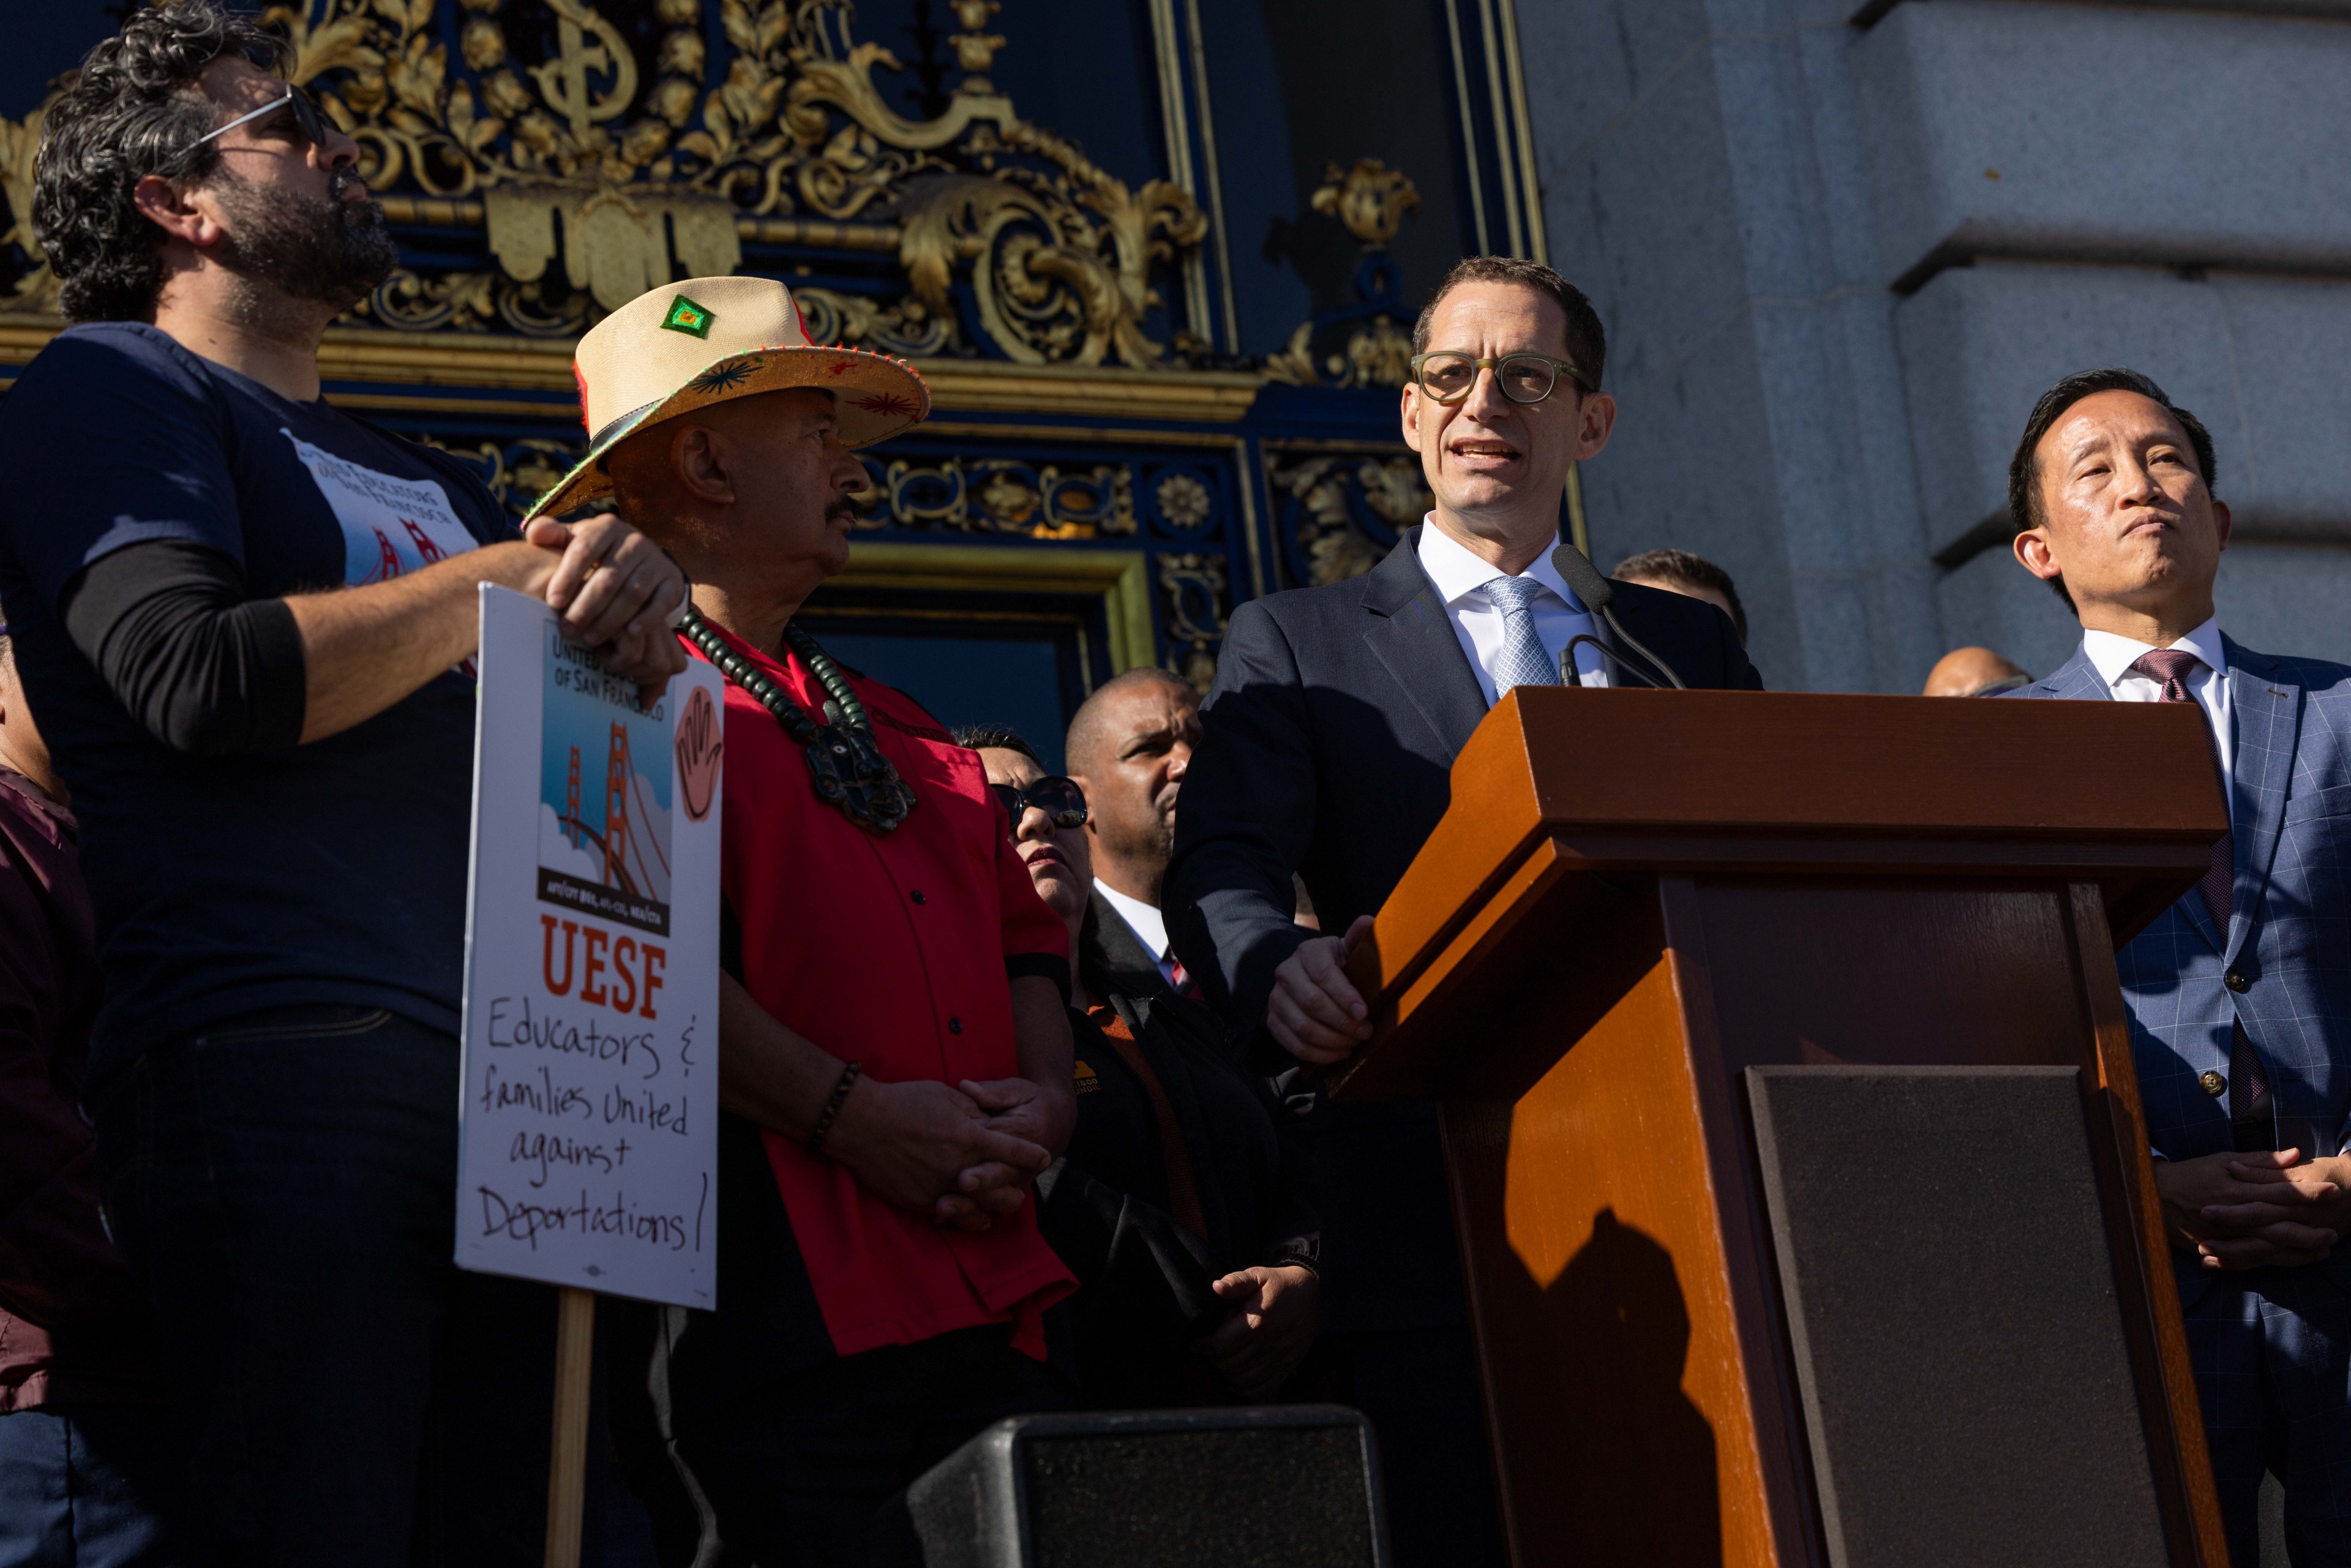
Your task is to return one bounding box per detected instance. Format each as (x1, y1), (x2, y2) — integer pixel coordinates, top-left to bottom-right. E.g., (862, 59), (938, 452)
(1415, 517), (1607, 703)
(2080, 616), (2234, 816)
(1095, 879), (1179, 990)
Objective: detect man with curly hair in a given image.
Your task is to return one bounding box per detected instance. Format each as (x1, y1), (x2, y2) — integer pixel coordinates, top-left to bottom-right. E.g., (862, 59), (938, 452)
(0, 3), (689, 1562)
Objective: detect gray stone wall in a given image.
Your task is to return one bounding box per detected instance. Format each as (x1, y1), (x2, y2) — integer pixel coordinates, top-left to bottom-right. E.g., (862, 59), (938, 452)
(1515, 0), (2351, 691)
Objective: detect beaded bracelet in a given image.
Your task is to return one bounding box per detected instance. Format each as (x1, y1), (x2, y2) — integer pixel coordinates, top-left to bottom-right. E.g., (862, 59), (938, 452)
(806, 1060), (863, 1155)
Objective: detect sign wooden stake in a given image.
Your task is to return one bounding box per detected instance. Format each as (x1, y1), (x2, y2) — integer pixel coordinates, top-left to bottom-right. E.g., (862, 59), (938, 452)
(452, 589), (725, 1567)
(543, 1285), (598, 1568)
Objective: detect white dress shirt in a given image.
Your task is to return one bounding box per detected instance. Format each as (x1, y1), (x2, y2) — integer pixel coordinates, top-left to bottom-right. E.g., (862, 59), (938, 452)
(1415, 517), (1607, 703)
(1094, 879), (1180, 989)
(2079, 616), (2234, 817)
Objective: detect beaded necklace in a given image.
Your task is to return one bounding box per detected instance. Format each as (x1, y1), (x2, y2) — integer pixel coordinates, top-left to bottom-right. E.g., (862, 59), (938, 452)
(679, 608), (917, 835)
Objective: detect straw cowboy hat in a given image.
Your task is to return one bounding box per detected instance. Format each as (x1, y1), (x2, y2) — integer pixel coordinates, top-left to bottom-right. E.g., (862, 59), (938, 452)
(525, 274), (929, 520)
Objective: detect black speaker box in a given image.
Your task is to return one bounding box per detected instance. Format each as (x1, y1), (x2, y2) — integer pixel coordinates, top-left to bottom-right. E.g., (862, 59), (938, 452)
(904, 1405), (1390, 1568)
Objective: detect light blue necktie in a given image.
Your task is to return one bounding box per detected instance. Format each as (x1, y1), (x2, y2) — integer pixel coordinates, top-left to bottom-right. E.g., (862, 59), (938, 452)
(1483, 574), (1558, 695)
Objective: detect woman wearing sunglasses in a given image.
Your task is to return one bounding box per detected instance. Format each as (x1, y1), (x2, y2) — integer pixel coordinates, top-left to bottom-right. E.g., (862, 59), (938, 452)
(960, 725), (1321, 1406)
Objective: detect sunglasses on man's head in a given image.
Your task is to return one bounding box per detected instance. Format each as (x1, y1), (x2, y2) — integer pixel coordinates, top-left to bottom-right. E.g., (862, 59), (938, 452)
(190, 84), (330, 156)
(991, 776), (1088, 829)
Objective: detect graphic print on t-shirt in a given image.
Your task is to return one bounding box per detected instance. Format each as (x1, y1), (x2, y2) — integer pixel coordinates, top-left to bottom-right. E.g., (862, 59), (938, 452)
(281, 429), (479, 584)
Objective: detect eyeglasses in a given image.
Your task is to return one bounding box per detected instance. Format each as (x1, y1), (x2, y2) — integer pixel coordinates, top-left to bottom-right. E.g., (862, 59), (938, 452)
(189, 85), (331, 156)
(991, 776), (1089, 829)
(1409, 351), (1594, 406)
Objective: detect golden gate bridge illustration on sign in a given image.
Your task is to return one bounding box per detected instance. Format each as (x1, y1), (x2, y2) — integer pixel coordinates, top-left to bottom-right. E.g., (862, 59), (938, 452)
(537, 642), (675, 936)
(557, 722), (671, 907)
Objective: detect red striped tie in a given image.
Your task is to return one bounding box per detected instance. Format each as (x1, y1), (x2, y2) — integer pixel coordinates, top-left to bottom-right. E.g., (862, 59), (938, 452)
(1168, 957), (1202, 1002)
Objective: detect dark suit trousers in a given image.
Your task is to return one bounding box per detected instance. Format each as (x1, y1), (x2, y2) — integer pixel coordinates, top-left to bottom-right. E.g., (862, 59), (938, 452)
(1302, 1326), (1503, 1567)
(2181, 1267), (2351, 1568)
(647, 1324), (1074, 1568)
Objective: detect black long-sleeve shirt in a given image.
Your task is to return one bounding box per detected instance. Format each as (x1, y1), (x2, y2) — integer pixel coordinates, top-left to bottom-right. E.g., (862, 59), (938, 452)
(61, 539), (306, 755)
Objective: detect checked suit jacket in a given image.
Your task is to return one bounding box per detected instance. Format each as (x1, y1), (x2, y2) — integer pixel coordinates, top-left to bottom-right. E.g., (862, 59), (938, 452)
(2015, 637), (2351, 1294)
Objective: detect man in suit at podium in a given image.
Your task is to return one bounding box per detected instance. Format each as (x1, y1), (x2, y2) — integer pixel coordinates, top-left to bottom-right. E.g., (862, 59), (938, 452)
(1165, 257), (1760, 1564)
(2008, 367), (2351, 1567)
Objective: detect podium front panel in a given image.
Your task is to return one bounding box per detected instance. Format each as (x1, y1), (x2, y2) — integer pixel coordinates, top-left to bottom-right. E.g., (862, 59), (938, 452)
(1748, 1065), (2169, 1568)
(1431, 874), (2213, 1568)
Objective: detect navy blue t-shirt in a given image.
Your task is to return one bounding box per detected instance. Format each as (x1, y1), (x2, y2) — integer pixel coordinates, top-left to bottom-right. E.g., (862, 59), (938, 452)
(0, 322), (513, 1090)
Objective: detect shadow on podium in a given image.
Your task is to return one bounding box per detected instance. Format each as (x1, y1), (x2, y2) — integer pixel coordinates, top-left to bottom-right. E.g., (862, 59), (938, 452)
(1482, 1204), (1722, 1564)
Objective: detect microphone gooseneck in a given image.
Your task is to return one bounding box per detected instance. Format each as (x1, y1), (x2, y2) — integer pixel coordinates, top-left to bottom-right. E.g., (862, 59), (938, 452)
(1550, 541), (1689, 691)
(1600, 606), (1688, 690)
(1560, 632), (1667, 689)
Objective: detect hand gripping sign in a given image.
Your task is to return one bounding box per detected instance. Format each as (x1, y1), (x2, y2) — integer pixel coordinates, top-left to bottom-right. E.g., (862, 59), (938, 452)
(456, 586), (723, 1564)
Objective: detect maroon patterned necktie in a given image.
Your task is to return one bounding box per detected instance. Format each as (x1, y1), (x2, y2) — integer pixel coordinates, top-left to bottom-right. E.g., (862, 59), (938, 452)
(2129, 648), (2233, 925)
(2128, 647), (2270, 1138)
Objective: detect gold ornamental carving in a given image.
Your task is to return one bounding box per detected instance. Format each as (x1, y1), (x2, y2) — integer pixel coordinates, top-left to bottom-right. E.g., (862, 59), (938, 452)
(1264, 157), (1425, 391)
(0, 0), (1208, 369)
(1311, 159), (1420, 251)
(0, 96), (56, 315)
(1271, 451), (1429, 586)
(1155, 550), (1228, 692)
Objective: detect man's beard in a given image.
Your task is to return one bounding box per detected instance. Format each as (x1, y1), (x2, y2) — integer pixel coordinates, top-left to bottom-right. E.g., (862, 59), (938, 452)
(212, 165), (397, 313)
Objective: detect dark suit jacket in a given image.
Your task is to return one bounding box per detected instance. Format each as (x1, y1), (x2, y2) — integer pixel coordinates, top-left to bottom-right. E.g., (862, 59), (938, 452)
(1084, 888), (1176, 1005)
(1039, 890), (1319, 1406)
(1164, 526), (1761, 1334)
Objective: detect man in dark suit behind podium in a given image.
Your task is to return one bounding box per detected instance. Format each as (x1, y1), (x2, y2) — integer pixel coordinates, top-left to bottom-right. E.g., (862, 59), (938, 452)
(1164, 257), (1761, 1564)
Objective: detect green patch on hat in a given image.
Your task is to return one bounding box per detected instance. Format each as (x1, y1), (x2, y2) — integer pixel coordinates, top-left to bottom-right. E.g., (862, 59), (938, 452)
(661, 294), (715, 339)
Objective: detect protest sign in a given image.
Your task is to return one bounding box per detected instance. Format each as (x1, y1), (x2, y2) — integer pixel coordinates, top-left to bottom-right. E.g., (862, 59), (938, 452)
(455, 585), (724, 1310)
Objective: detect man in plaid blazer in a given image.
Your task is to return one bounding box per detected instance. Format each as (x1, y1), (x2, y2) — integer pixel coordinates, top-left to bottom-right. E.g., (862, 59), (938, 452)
(2007, 367), (2351, 1566)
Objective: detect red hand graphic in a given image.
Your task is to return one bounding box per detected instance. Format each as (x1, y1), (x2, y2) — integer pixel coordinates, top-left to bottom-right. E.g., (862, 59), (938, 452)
(675, 685), (724, 822)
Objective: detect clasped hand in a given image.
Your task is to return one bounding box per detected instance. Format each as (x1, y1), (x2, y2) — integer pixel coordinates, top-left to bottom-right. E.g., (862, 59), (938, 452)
(522, 514), (690, 703)
(2156, 1148), (2351, 1270)
(822, 1074), (1057, 1233)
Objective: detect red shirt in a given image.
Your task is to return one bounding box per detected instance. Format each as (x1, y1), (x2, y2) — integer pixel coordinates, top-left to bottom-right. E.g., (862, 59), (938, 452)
(0, 769), (159, 1411)
(698, 625), (1074, 1358)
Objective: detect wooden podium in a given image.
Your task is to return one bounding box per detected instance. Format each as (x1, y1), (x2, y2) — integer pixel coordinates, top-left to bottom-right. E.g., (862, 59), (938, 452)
(1332, 688), (2232, 1568)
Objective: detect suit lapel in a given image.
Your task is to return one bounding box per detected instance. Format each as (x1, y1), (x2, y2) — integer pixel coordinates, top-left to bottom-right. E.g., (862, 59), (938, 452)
(2031, 646), (2108, 703)
(1361, 527), (1490, 760)
(2222, 637), (2303, 967)
(1086, 889), (1172, 1000)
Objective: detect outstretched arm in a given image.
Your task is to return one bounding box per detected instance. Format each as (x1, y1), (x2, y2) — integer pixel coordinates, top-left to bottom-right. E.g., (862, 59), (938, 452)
(288, 514), (686, 740)
(1164, 600), (1324, 1045)
(61, 516), (687, 755)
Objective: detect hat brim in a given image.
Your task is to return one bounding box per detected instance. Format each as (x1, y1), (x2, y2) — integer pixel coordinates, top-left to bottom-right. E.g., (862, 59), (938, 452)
(525, 342), (931, 521)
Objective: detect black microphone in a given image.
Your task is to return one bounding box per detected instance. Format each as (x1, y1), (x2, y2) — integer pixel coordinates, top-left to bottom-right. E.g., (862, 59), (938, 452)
(1551, 541), (1688, 689)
